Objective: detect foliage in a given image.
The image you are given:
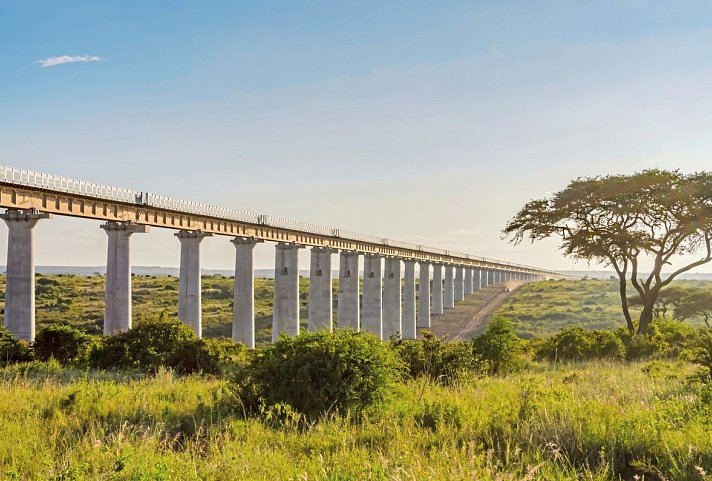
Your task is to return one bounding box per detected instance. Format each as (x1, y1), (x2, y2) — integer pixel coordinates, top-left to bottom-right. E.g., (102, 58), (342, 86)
(536, 327), (625, 362)
(504, 169), (712, 334)
(690, 329), (712, 381)
(617, 319), (698, 360)
(33, 322), (95, 365)
(166, 337), (248, 375)
(471, 317), (523, 374)
(231, 330), (401, 420)
(675, 288), (712, 328)
(89, 313), (197, 372)
(0, 327), (33, 365)
(391, 330), (478, 385)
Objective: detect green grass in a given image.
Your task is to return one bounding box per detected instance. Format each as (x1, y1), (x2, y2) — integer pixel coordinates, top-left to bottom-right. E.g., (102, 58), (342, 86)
(1, 359), (710, 480)
(494, 279), (712, 338)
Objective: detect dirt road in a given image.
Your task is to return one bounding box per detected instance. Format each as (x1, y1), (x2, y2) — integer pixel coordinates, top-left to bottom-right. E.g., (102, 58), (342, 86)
(429, 281), (524, 341)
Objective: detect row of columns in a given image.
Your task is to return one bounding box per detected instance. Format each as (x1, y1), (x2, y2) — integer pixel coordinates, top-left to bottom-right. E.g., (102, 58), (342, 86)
(1, 210), (545, 343)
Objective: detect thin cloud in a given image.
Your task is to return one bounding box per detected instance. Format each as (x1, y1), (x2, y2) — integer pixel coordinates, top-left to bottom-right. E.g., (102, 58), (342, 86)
(35, 55), (104, 68)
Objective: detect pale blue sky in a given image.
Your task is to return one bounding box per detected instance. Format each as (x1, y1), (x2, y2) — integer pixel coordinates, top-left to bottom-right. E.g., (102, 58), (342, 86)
(2, 1), (712, 271)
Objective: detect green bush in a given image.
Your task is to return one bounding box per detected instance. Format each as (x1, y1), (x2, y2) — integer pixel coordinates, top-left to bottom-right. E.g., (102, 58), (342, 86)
(90, 314), (197, 372)
(536, 327), (625, 362)
(391, 331), (478, 385)
(0, 327), (33, 365)
(690, 329), (712, 381)
(471, 317), (523, 374)
(166, 337), (248, 375)
(231, 330), (401, 421)
(33, 322), (94, 365)
(617, 319), (697, 360)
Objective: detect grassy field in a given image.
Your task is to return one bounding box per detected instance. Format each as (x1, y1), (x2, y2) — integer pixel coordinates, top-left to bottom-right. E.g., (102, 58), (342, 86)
(1, 359), (709, 480)
(494, 279), (712, 338)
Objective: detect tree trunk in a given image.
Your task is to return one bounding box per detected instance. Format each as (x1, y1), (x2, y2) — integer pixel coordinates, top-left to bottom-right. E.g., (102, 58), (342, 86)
(618, 278), (635, 332)
(638, 298), (656, 334)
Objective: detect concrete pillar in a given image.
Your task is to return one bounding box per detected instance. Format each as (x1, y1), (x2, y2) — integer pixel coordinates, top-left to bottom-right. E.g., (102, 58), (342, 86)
(444, 265), (455, 309)
(431, 263), (443, 315)
(481, 269), (489, 288)
(176, 230), (212, 337)
(383, 257), (402, 339)
(487, 269), (495, 285)
(362, 254), (382, 339)
(337, 251), (360, 330)
(473, 269), (482, 291)
(308, 247), (335, 332)
(1, 210), (50, 341)
(272, 243), (302, 342)
(232, 237), (261, 348)
(464, 267), (473, 295)
(402, 260), (417, 340)
(454, 266), (465, 302)
(102, 222), (149, 335)
(417, 262), (431, 329)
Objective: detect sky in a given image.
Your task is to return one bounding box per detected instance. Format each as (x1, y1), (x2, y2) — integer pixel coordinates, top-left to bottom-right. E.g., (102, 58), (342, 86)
(2, 0), (712, 272)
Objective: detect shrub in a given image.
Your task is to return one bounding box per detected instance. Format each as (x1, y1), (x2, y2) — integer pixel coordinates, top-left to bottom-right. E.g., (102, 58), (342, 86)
(471, 317), (523, 374)
(166, 338), (248, 375)
(391, 331), (478, 385)
(0, 327), (33, 365)
(617, 319), (697, 360)
(536, 327), (625, 362)
(33, 322), (94, 365)
(231, 330), (401, 420)
(690, 329), (712, 381)
(90, 313), (197, 372)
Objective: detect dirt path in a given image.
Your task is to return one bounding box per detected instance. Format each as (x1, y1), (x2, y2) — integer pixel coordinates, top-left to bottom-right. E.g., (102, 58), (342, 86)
(429, 281), (524, 341)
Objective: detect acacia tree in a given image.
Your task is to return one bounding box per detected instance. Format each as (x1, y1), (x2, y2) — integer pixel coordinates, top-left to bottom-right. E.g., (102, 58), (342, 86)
(675, 290), (712, 328)
(503, 170), (712, 334)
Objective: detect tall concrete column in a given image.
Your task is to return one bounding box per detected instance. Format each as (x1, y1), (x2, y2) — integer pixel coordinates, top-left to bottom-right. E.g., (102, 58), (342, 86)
(444, 265), (455, 309)
(362, 254), (382, 339)
(487, 269), (495, 285)
(232, 237), (261, 348)
(383, 257), (402, 339)
(308, 247), (335, 332)
(454, 266), (465, 302)
(273, 243), (302, 342)
(417, 261), (431, 328)
(473, 269), (482, 291)
(431, 263), (443, 315)
(464, 267), (473, 295)
(402, 260), (417, 340)
(176, 230), (212, 337)
(481, 269), (489, 288)
(1, 210), (50, 341)
(102, 221), (149, 335)
(337, 251), (360, 330)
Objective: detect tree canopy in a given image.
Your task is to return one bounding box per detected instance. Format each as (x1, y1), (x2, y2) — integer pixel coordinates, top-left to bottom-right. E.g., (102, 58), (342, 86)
(504, 169), (712, 334)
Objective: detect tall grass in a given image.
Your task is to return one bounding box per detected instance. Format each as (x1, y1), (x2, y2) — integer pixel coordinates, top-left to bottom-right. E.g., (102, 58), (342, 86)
(1, 360), (710, 480)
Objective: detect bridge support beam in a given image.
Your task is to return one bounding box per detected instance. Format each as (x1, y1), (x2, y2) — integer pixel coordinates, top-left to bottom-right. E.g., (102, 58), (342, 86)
(487, 269), (495, 285)
(1, 209), (50, 341)
(402, 260), (417, 340)
(464, 267), (473, 296)
(454, 266), (465, 302)
(273, 243), (301, 341)
(481, 269), (488, 288)
(362, 254), (382, 338)
(431, 263), (443, 315)
(102, 221), (148, 335)
(337, 251), (360, 330)
(444, 265), (455, 309)
(308, 247), (335, 332)
(473, 268), (482, 291)
(383, 258), (402, 339)
(232, 237), (260, 348)
(417, 262), (431, 328)
(176, 230), (212, 337)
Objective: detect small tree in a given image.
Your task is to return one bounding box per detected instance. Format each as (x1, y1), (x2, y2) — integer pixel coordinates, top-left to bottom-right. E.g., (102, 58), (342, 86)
(504, 170), (712, 334)
(675, 289), (712, 328)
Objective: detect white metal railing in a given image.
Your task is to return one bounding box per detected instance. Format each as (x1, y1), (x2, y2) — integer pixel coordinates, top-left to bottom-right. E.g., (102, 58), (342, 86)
(0, 164), (562, 274)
